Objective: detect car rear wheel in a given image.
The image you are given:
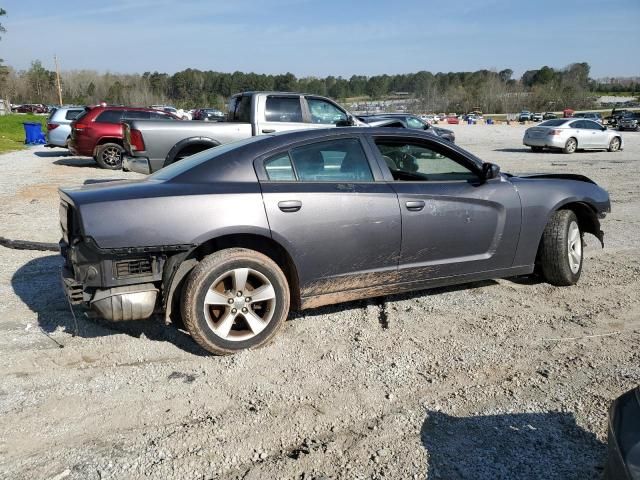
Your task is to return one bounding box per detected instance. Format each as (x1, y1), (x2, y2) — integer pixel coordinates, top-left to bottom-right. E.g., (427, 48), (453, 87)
(538, 210), (583, 286)
(562, 138), (577, 154)
(608, 137), (621, 152)
(181, 248), (290, 355)
(95, 143), (124, 169)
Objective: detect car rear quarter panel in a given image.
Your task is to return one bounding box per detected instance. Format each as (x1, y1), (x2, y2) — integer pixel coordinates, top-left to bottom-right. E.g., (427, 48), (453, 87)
(70, 181), (270, 249)
(510, 177), (610, 266)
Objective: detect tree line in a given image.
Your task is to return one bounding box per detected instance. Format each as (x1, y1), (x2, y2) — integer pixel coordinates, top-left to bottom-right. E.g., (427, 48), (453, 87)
(1, 59), (638, 114)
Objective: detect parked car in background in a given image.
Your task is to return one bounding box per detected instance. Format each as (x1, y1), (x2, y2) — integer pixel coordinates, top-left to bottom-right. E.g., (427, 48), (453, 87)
(13, 103), (48, 114)
(122, 91), (362, 174)
(605, 386), (640, 480)
(518, 111), (532, 122)
(60, 127), (610, 355)
(605, 108), (631, 127)
(193, 108), (226, 121)
(69, 106), (178, 169)
(356, 113), (455, 142)
(617, 112), (640, 131)
(574, 112), (603, 124)
(150, 105), (191, 120)
(446, 115), (459, 124)
(531, 113), (543, 122)
(523, 118), (622, 153)
(45, 106), (85, 148)
(543, 112), (559, 120)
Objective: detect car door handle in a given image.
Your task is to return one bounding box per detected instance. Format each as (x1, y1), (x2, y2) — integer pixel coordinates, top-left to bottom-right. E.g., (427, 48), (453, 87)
(405, 200), (425, 211)
(278, 200), (302, 212)
(262, 129), (276, 134)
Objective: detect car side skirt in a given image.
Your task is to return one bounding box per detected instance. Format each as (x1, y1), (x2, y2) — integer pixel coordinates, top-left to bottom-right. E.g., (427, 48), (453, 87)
(300, 265), (534, 310)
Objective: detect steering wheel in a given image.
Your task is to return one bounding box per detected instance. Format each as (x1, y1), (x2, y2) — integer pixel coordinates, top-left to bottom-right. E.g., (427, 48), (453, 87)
(387, 151), (418, 172)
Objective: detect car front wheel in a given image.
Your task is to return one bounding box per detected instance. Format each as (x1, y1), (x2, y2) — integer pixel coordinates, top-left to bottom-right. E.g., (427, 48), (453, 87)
(95, 143), (124, 169)
(181, 248), (290, 355)
(608, 137), (621, 152)
(538, 210), (583, 286)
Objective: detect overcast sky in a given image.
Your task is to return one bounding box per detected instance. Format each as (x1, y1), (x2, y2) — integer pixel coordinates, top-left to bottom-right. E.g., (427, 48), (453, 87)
(1, 0), (639, 78)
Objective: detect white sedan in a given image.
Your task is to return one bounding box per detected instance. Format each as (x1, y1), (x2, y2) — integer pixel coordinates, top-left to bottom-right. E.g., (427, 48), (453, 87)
(523, 118), (623, 154)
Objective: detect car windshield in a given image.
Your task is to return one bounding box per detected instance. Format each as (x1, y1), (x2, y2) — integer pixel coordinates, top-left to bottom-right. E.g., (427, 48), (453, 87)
(539, 119), (570, 127)
(149, 135), (269, 181)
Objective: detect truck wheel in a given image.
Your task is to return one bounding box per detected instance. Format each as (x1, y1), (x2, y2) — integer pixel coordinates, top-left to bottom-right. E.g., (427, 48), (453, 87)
(562, 138), (577, 154)
(181, 248), (290, 355)
(95, 143), (124, 169)
(538, 210), (582, 286)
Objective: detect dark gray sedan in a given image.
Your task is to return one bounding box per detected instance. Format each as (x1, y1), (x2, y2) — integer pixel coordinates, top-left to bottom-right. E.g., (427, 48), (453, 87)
(59, 128), (610, 355)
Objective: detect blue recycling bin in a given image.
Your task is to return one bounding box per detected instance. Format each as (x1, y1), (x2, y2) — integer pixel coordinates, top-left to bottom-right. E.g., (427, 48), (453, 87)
(23, 122), (46, 145)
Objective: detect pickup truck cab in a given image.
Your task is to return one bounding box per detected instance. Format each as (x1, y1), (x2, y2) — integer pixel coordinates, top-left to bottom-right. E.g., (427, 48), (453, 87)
(123, 91), (359, 174)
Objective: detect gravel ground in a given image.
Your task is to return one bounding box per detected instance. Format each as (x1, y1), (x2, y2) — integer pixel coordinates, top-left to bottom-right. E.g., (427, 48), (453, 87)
(0, 126), (639, 480)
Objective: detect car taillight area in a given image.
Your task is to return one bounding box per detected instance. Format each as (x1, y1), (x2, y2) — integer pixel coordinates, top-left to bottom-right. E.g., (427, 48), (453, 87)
(130, 129), (146, 151)
(47, 123), (59, 130)
(547, 129), (562, 136)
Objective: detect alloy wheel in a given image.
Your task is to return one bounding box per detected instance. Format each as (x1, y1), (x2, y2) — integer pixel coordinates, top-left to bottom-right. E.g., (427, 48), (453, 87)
(102, 146), (122, 166)
(202, 267), (277, 341)
(567, 221), (582, 274)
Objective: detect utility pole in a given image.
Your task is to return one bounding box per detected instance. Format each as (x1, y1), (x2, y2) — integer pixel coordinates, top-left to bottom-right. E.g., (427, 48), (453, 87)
(54, 55), (63, 105)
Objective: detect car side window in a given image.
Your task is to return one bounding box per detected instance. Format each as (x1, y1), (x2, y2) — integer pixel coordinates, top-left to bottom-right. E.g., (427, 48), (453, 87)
(150, 111), (175, 120)
(375, 140), (478, 182)
(124, 111), (151, 120)
(582, 120), (601, 130)
(95, 110), (124, 123)
(265, 96), (303, 123)
(65, 109), (83, 120)
(306, 98), (347, 124)
(406, 117), (425, 129)
(290, 138), (373, 182)
(264, 153), (296, 181)
(570, 120), (585, 129)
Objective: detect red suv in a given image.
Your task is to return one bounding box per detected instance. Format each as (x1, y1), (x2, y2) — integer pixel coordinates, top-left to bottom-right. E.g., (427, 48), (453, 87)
(69, 106), (177, 169)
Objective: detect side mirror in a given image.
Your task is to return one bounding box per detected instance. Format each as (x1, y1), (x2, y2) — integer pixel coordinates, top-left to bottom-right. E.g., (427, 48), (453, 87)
(336, 115), (355, 127)
(481, 162), (500, 182)
(601, 125), (607, 131)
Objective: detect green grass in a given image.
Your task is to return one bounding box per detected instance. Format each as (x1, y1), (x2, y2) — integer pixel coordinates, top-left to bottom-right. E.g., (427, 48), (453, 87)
(0, 114), (47, 153)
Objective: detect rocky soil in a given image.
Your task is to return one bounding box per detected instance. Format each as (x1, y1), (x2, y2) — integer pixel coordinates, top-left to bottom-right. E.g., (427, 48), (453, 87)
(0, 125), (638, 479)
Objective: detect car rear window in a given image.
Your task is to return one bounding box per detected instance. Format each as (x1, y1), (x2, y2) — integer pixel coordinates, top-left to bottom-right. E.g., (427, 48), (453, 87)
(72, 107), (91, 122)
(539, 119), (570, 127)
(228, 95), (252, 123)
(150, 136), (269, 181)
(96, 110), (125, 123)
(65, 109), (84, 120)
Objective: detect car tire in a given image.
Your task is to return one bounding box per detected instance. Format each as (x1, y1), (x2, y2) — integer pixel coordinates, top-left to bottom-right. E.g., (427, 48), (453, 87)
(181, 248), (290, 355)
(562, 138), (577, 154)
(538, 210), (583, 286)
(608, 137), (621, 152)
(531, 146), (543, 152)
(95, 143), (124, 169)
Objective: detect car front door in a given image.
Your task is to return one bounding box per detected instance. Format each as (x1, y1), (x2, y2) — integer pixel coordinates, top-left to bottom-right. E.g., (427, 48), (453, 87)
(257, 135), (402, 302)
(368, 134), (522, 282)
(254, 95), (308, 135)
(569, 120), (591, 148)
(582, 119), (608, 148)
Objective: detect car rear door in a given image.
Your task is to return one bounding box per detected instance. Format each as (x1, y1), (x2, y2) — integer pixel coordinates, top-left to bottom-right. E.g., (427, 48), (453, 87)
(367, 134), (522, 282)
(257, 134), (401, 301)
(254, 95), (309, 135)
(570, 120), (591, 148)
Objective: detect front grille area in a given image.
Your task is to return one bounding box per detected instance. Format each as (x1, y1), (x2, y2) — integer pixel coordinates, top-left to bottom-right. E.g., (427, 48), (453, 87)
(114, 258), (153, 278)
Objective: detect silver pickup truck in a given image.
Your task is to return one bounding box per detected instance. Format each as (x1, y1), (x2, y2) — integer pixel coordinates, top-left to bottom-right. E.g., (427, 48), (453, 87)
(123, 91), (360, 174)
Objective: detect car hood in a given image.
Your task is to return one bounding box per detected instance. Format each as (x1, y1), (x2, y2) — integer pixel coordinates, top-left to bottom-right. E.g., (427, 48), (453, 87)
(505, 172), (597, 184)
